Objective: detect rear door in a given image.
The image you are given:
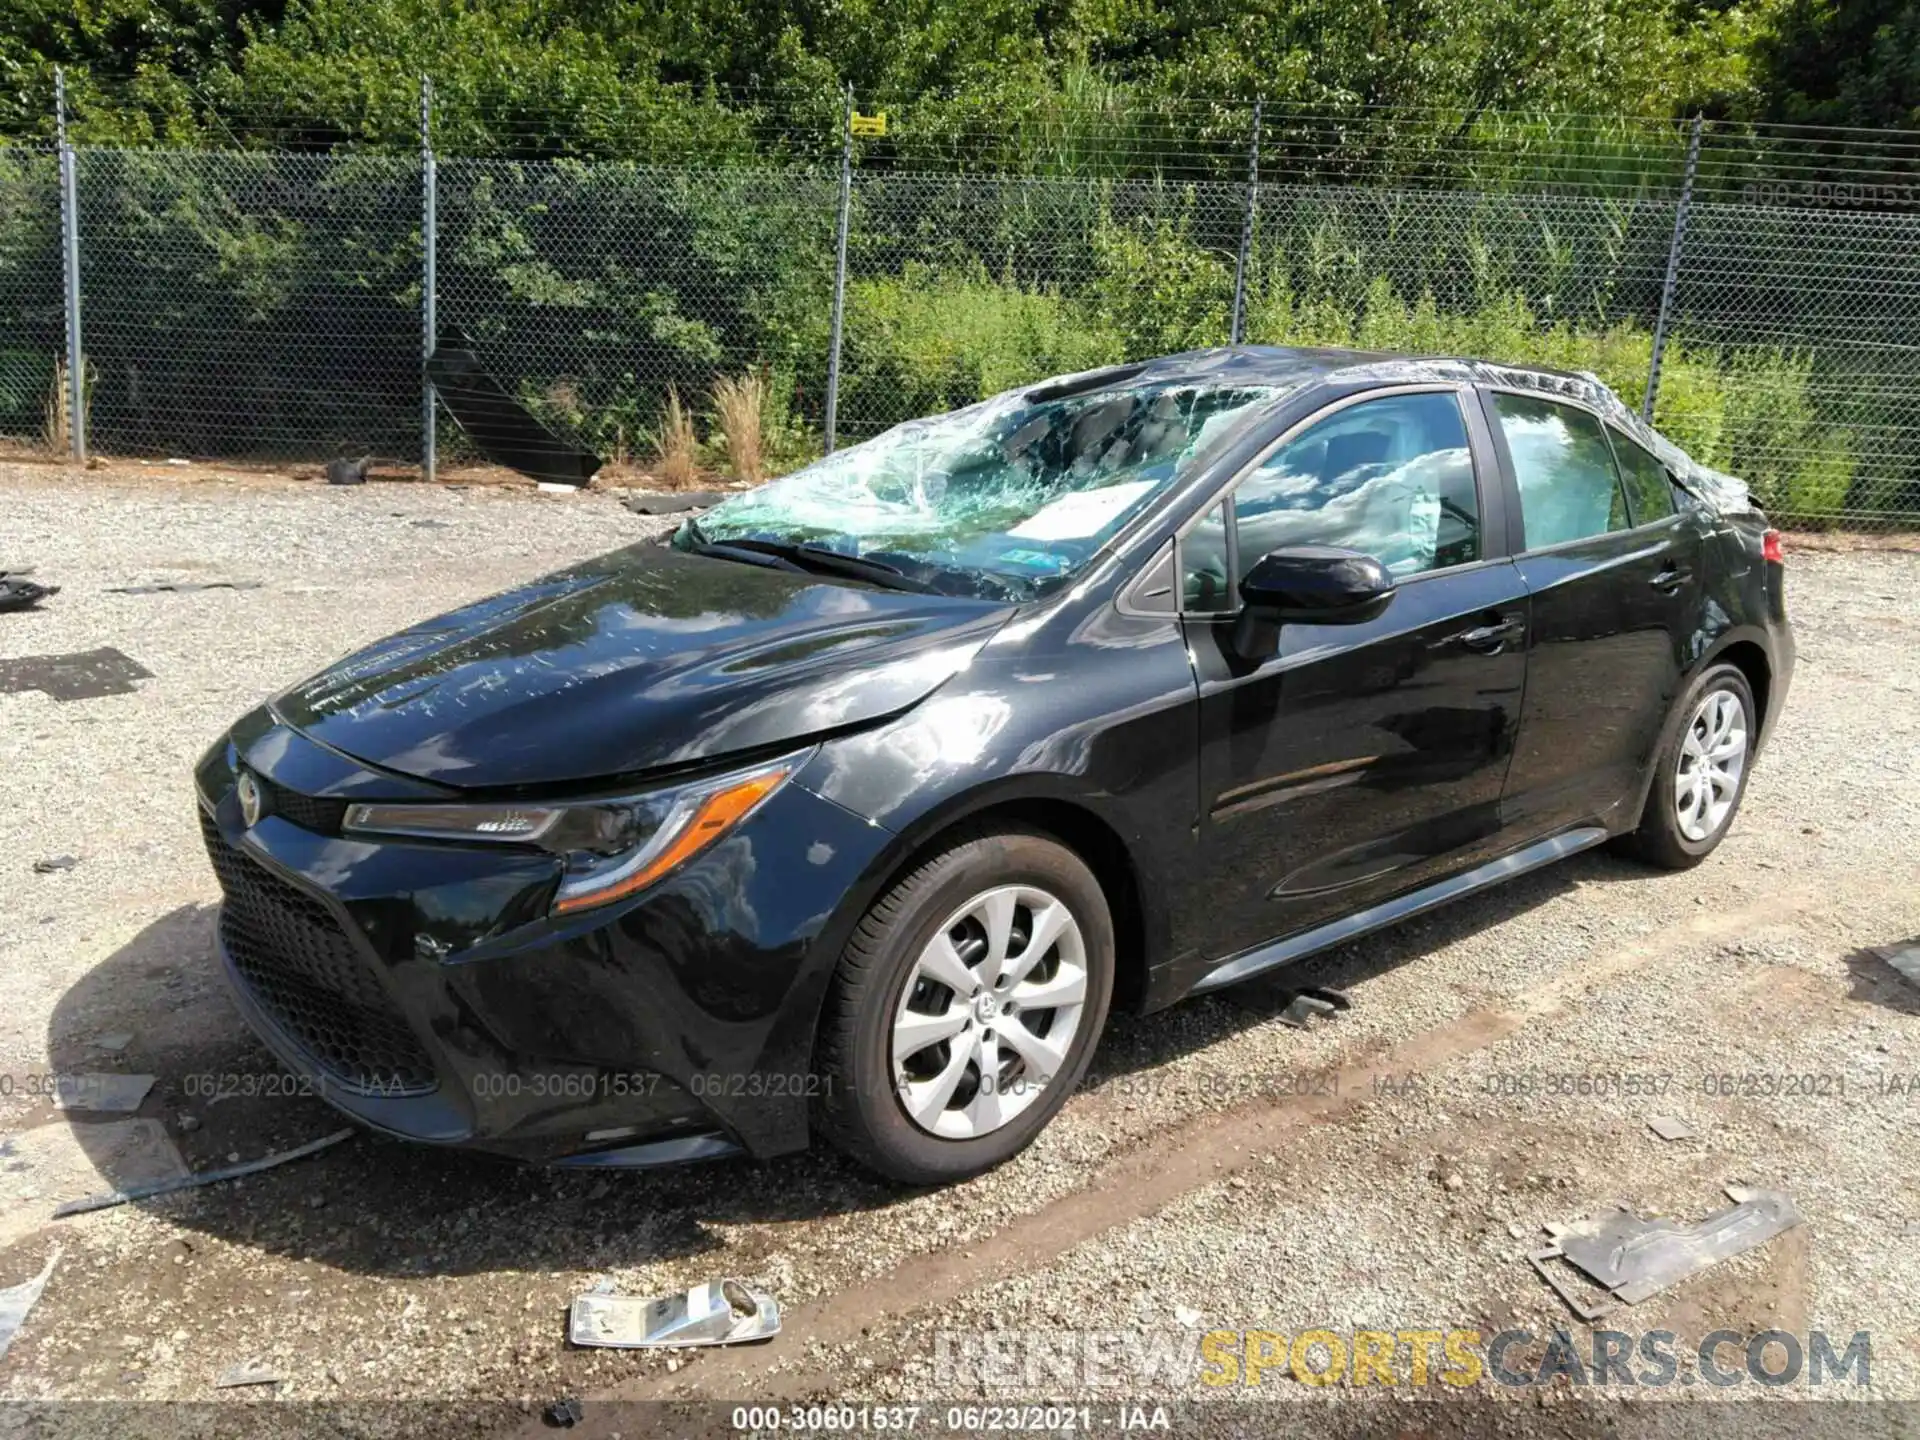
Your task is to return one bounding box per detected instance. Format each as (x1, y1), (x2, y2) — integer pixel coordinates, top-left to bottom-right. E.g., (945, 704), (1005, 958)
(1480, 388), (1707, 836)
(1180, 384), (1531, 959)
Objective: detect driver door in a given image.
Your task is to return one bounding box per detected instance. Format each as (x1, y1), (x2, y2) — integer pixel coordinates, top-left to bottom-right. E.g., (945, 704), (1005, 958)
(1179, 384), (1532, 960)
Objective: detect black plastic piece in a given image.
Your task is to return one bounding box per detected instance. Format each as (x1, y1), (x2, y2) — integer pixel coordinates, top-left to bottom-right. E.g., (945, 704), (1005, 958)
(426, 330), (602, 486)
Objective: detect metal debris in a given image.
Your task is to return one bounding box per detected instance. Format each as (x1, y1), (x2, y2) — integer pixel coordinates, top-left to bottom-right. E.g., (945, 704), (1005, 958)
(0, 647), (153, 701)
(1646, 1114), (1698, 1141)
(213, 1358), (283, 1389)
(568, 1278), (780, 1349)
(1276, 985), (1352, 1030)
(0, 573), (58, 612)
(1529, 1187), (1803, 1320)
(623, 490), (724, 516)
(32, 855), (80, 874)
(51, 1073), (155, 1114)
(0, 1247), (59, 1362)
(52, 1128), (355, 1217)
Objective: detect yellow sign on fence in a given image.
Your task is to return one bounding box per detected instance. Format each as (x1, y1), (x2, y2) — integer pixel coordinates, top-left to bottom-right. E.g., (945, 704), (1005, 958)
(850, 112), (887, 138)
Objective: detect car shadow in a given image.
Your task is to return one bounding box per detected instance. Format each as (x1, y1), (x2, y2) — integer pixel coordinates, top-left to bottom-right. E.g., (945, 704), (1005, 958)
(42, 849), (1642, 1279)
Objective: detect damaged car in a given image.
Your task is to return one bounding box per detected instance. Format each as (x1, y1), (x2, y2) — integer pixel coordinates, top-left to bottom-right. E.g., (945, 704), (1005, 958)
(195, 346), (1793, 1183)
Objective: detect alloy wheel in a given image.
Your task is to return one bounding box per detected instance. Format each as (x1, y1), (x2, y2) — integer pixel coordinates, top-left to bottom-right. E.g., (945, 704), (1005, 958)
(891, 884), (1088, 1140)
(1674, 688), (1749, 842)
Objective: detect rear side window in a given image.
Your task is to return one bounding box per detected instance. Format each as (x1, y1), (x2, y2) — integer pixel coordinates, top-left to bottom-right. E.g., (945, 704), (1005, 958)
(1610, 430), (1677, 526)
(1490, 393), (1630, 549)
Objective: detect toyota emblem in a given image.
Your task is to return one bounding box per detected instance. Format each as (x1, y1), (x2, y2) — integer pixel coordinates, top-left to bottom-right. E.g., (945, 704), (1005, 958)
(236, 770), (263, 828)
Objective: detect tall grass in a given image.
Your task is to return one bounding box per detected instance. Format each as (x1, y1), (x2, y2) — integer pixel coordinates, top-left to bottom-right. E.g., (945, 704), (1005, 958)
(647, 384), (702, 489)
(710, 371), (769, 483)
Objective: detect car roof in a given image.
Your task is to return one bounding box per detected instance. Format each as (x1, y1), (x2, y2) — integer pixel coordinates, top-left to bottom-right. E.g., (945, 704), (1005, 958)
(1107, 343), (1593, 393)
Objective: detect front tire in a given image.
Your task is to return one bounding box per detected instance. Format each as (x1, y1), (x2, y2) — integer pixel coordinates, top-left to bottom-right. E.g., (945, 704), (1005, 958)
(813, 829), (1114, 1185)
(1616, 662), (1757, 870)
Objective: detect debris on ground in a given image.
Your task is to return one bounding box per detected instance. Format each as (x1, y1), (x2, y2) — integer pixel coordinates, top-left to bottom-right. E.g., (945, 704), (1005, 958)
(51, 1073), (156, 1114)
(1277, 985), (1352, 1030)
(568, 1278), (780, 1349)
(1645, 1114), (1698, 1141)
(106, 579), (262, 595)
(622, 490), (724, 516)
(537, 482), (580, 494)
(32, 855), (80, 874)
(0, 573), (58, 612)
(51, 1127), (355, 1217)
(1529, 1187), (1803, 1320)
(544, 1397), (585, 1428)
(0, 647), (153, 701)
(426, 330), (602, 487)
(0, 1248), (59, 1362)
(325, 456), (372, 486)
(213, 1358), (283, 1389)
(1874, 943), (1920, 988)
(88, 1032), (133, 1052)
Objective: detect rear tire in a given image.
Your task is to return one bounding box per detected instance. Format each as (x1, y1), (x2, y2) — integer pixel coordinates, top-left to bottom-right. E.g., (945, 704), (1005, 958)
(1615, 662), (1757, 870)
(813, 828), (1114, 1185)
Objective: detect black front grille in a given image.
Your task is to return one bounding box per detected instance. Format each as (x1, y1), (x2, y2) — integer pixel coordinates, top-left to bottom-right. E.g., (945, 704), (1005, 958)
(200, 810), (437, 1096)
(257, 776), (348, 835)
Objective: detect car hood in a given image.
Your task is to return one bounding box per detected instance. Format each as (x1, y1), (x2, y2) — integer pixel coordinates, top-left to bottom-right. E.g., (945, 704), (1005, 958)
(273, 543), (1014, 790)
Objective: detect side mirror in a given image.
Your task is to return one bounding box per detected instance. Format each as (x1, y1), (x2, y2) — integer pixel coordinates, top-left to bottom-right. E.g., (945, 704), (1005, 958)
(1231, 545), (1395, 659)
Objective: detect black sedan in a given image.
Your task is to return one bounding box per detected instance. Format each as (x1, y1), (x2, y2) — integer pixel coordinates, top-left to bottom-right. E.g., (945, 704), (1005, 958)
(195, 347), (1792, 1184)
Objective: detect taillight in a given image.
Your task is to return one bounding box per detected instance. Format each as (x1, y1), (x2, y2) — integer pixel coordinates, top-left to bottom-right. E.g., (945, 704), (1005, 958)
(1762, 529), (1785, 565)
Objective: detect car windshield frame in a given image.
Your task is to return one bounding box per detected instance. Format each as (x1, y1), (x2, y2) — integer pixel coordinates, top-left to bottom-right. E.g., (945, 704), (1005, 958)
(673, 378), (1285, 601)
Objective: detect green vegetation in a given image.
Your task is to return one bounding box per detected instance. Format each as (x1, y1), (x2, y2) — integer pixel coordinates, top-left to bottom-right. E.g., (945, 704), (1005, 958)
(0, 2), (1912, 524)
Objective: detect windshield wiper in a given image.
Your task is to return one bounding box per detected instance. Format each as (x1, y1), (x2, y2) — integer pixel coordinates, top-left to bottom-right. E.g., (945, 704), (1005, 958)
(706, 538), (937, 593)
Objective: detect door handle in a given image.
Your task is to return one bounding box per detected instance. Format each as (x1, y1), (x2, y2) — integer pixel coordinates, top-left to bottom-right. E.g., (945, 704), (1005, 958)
(1650, 564), (1693, 592)
(1457, 617), (1525, 654)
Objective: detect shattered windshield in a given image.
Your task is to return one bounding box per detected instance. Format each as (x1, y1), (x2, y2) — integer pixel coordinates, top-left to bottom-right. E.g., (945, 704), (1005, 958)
(673, 379), (1280, 600)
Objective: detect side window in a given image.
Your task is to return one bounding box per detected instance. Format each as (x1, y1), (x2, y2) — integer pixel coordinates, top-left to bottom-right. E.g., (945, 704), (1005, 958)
(1490, 393), (1630, 548)
(1610, 430), (1677, 526)
(1182, 501), (1232, 612)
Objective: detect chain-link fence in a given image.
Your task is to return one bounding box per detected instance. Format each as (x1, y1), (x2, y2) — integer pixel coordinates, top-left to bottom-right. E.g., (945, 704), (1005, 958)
(2, 88), (1918, 530)
(0, 148), (64, 452)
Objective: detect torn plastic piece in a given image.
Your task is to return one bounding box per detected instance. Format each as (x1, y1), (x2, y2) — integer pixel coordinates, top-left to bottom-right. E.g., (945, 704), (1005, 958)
(1646, 1114), (1698, 1141)
(0, 1247), (59, 1362)
(0, 574), (58, 612)
(0, 647), (152, 701)
(326, 456), (371, 486)
(213, 1358), (282, 1388)
(52, 1127), (354, 1217)
(106, 580), (262, 595)
(1874, 943), (1920, 988)
(568, 1278), (779, 1349)
(52, 1073), (155, 1113)
(426, 330), (601, 487)
(1530, 1187), (1802, 1320)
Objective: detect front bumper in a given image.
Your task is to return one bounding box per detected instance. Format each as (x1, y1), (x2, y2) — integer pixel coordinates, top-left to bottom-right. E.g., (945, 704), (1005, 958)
(195, 716), (891, 1164)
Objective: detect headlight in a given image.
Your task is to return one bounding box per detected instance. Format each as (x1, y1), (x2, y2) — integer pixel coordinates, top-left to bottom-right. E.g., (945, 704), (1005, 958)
(342, 753), (802, 915)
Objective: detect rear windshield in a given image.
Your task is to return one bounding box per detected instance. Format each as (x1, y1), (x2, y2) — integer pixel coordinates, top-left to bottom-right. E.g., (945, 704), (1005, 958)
(675, 380), (1279, 599)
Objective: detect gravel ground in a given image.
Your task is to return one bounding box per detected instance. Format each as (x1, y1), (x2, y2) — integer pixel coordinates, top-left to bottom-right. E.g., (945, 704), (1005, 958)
(1, 460), (1916, 1435)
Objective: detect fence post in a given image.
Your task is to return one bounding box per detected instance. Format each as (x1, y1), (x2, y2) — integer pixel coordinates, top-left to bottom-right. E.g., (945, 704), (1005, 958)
(1643, 114), (1703, 424)
(823, 83), (854, 454)
(1230, 97), (1262, 344)
(420, 75), (438, 482)
(54, 67), (86, 463)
